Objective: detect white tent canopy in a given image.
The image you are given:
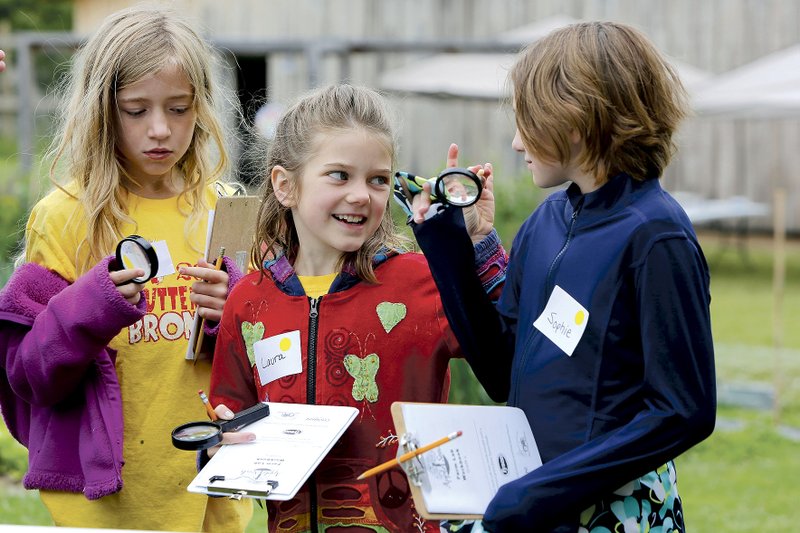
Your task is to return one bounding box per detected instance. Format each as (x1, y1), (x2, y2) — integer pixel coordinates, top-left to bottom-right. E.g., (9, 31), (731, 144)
(379, 16), (576, 100)
(380, 16), (711, 100)
(692, 44), (800, 118)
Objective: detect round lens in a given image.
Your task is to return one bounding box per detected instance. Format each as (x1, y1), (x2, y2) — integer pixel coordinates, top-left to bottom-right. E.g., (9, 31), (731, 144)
(172, 421), (223, 451)
(119, 240), (151, 276)
(115, 235), (159, 284)
(437, 174), (480, 207)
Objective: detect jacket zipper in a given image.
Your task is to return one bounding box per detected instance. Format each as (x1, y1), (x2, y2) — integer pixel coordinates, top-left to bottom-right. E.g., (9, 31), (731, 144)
(544, 200), (582, 297)
(307, 296), (320, 533)
(513, 200), (583, 402)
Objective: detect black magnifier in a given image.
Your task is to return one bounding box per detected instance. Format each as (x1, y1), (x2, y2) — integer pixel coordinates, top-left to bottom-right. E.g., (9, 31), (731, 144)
(394, 167), (483, 208)
(115, 235), (159, 284)
(171, 402), (270, 451)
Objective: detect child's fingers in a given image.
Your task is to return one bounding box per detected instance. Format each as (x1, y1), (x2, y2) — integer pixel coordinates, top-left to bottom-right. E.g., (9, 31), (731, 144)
(207, 431), (255, 456)
(215, 403), (235, 420)
(181, 265), (228, 284)
(220, 431), (256, 446)
(412, 181), (434, 223)
(110, 269), (144, 304)
(110, 267), (145, 285)
(446, 143), (459, 168)
(190, 278), (229, 300)
(210, 403), (257, 451)
(483, 173), (495, 194)
(195, 303), (223, 323)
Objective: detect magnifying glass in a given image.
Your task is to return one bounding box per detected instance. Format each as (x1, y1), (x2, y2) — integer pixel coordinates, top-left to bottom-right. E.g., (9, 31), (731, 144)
(171, 402), (270, 451)
(115, 235), (159, 284)
(394, 167), (483, 208)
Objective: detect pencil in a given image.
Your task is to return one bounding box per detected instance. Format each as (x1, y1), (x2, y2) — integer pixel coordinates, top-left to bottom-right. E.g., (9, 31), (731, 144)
(356, 430), (462, 480)
(198, 389), (218, 421)
(193, 247), (225, 357)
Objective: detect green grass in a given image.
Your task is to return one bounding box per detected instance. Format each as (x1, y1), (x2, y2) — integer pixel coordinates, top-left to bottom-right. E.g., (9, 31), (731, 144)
(678, 407), (800, 531)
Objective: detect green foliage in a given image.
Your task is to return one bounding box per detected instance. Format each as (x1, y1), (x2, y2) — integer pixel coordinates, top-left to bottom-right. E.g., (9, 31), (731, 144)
(448, 359), (498, 405)
(491, 175), (540, 246)
(0, 1), (75, 93)
(0, 484), (51, 526)
(0, 194), (26, 273)
(0, 0), (72, 31)
(0, 431), (27, 480)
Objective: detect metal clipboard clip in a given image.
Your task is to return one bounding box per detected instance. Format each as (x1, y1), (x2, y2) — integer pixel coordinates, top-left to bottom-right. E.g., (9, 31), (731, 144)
(207, 476), (279, 500)
(397, 432), (426, 487)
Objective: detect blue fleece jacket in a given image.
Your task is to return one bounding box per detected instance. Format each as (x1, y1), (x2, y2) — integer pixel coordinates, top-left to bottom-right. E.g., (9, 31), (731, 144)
(414, 173), (716, 531)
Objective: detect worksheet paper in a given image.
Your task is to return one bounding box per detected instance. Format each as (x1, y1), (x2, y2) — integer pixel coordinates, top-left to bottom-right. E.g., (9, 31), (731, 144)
(398, 403), (542, 515)
(188, 402), (358, 500)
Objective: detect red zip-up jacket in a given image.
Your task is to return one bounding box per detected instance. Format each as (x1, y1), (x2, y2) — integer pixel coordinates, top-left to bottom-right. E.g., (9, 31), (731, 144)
(210, 246), (505, 533)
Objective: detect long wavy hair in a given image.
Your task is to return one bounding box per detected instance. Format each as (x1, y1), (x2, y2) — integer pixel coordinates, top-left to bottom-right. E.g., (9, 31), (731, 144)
(251, 84), (410, 284)
(44, 6), (233, 274)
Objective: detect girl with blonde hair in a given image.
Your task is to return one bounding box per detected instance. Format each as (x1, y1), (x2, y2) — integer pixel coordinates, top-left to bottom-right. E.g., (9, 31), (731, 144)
(0, 7), (251, 531)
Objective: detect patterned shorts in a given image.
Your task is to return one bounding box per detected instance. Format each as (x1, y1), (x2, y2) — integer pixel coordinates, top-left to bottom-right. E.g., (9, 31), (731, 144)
(579, 461), (683, 532)
(439, 461), (683, 533)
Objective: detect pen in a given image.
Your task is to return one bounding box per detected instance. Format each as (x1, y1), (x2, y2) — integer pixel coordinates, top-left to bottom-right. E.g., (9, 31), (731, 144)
(198, 389), (218, 421)
(356, 430), (462, 480)
(193, 246), (225, 356)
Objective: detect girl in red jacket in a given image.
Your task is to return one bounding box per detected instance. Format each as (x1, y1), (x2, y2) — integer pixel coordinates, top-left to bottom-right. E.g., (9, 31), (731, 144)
(209, 84), (505, 532)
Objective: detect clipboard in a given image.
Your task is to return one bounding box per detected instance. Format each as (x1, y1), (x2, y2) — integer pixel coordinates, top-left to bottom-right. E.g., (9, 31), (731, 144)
(186, 195), (261, 360)
(188, 402), (358, 500)
(390, 402), (542, 520)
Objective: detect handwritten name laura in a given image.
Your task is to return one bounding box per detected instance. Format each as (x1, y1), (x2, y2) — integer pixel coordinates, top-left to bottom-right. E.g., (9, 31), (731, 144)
(260, 353), (286, 368)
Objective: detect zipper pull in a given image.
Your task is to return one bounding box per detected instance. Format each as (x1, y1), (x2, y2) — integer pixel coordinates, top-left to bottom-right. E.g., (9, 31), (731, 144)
(309, 297), (319, 319)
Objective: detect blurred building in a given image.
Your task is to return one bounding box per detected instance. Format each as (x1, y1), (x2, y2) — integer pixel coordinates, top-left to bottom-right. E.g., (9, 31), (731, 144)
(10, 0), (800, 231)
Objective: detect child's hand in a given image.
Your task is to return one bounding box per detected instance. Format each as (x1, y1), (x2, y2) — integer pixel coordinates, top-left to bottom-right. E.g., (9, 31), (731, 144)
(414, 143), (496, 242)
(206, 403), (256, 458)
(0, 50), (6, 73)
(110, 268), (146, 304)
(180, 259), (230, 323)
(464, 163), (495, 242)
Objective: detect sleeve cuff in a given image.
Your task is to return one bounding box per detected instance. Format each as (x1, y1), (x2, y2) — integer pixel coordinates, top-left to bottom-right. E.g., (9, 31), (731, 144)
(203, 255), (244, 337)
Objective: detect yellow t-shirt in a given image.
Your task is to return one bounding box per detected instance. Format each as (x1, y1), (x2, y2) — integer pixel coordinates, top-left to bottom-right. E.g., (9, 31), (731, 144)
(297, 272), (338, 298)
(26, 184), (252, 532)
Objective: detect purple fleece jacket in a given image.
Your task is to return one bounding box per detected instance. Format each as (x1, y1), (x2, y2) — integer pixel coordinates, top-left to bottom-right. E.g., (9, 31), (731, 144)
(0, 257), (146, 499)
(0, 255), (243, 499)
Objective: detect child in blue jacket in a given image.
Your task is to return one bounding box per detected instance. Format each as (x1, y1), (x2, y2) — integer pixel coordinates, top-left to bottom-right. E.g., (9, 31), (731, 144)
(412, 22), (716, 532)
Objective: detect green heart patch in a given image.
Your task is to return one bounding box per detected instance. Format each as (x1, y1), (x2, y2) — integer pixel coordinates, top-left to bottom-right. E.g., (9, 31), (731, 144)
(241, 321), (265, 366)
(376, 302), (406, 334)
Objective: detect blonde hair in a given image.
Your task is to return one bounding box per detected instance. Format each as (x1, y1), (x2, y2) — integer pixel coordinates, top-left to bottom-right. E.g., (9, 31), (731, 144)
(511, 21), (689, 184)
(46, 6), (233, 274)
(252, 84), (409, 284)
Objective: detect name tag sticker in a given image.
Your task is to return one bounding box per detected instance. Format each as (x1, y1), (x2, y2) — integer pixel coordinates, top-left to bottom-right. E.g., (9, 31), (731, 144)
(254, 330), (303, 385)
(533, 285), (589, 356)
(151, 240), (176, 278)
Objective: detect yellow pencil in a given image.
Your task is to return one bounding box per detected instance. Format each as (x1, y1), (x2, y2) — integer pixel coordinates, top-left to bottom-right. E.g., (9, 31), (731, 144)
(193, 247), (225, 356)
(356, 430), (462, 480)
(198, 389), (218, 421)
